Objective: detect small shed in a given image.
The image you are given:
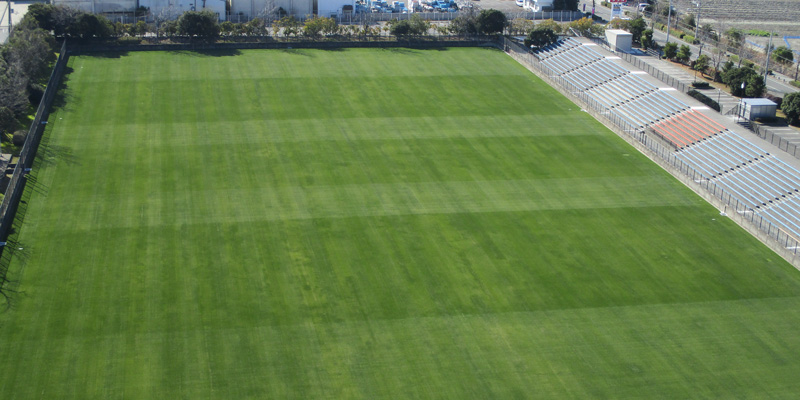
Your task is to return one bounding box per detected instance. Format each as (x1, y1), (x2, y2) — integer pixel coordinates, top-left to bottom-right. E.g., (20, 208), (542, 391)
(741, 98), (778, 120)
(605, 29), (632, 53)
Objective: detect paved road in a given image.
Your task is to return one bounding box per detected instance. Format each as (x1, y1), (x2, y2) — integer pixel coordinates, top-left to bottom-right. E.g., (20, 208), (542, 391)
(571, 1), (798, 96)
(648, 29), (799, 96)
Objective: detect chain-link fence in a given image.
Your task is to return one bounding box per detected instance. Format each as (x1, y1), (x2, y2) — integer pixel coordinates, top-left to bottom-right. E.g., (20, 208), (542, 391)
(502, 36), (799, 267)
(0, 40), (69, 249)
(70, 35), (499, 53)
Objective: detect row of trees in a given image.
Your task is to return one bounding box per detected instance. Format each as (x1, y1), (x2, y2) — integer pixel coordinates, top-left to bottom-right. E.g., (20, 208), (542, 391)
(0, 14), (57, 148)
(23, 4), (223, 39)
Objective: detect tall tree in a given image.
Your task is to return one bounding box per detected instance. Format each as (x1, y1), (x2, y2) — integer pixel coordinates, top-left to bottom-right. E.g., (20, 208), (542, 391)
(177, 11), (220, 39)
(477, 9), (506, 35)
(677, 44), (692, 64)
(628, 17), (646, 43)
(663, 42), (678, 59)
(3, 26), (56, 82)
(693, 54), (710, 76)
(783, 92), (800, 126)
(772, 46), (794, 65)
(524, 28), (557, 49)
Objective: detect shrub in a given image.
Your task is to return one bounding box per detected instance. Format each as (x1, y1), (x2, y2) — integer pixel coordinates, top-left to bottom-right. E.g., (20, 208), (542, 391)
(525, 28), (557, 49)
(476, 9), (506, 35)
(28, 83), (45, 106)
(764, 94), (783, 109)
(687, 89), (721, 112)
(691, 81), (710, 89)
(791, 80), (800, 88)
(783, 92), (800, 125)
(117, 36), (142, 45)
(663, 42), (678, 59)
(12, 130), (26, 146)
(683, 34), (695, 44)
(746, 29), (770, 37)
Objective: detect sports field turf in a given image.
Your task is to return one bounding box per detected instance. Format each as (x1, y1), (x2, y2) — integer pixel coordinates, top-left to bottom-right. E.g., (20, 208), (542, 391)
(2, 47), (800, 398)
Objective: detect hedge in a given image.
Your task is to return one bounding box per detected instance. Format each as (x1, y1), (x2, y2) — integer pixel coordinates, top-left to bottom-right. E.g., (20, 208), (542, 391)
(687, 89), (721, 112)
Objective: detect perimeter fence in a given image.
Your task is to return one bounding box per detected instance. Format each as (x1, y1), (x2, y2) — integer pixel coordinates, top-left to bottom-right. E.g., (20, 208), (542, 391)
(0, 41), (69, 251)
(69, 35), (499, 53)
(502, 37), (799, 267)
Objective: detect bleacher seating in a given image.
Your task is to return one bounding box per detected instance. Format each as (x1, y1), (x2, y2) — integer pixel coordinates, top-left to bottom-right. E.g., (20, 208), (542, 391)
(653, 111), (726, 149)
(758, 195), (800, 241)
(532, 38), (800, 245)
(675, 133), (768, 177)
(711, 156), (800, 209)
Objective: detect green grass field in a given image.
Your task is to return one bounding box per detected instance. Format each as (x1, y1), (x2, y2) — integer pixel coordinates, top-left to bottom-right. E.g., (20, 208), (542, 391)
(2, 47), (800, 398)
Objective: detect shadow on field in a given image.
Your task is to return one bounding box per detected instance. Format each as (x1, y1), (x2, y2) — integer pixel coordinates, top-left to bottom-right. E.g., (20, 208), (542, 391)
(0, 174), (38, 311)
(83, 51), (129, 58)
(319, 47), (346, 52)
(280, 48), (314, 57)
(50, 67), (74, 112)
(169, 49), (242, 57)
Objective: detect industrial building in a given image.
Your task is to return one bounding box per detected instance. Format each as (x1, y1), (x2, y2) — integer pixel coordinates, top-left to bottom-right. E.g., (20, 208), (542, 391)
(52, 0), (354, 20)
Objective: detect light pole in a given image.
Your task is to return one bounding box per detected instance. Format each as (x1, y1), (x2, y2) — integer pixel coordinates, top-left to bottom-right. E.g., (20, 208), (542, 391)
(665, 0), (672, 44)
(693, 0), (700, 41)
(764, 30), (773, 82)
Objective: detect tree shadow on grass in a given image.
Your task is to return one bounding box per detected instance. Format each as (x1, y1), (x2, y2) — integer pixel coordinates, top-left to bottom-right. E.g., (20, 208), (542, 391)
(280, 48), (315, 57)
(169, 49), (242, 57)
(50, 66), (74, 111)
(82, 51), (130, 58)
(0, 178), (38, 312)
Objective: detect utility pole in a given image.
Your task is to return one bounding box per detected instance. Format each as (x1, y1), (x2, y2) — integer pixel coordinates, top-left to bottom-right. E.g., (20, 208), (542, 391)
(666, 0), (673, 44)
(694, 0), (700, 41)
(7, 0), (11, 31)
(764, 30), (773, 82)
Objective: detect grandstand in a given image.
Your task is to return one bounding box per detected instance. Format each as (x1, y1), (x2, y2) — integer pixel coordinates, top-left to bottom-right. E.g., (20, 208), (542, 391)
(534, 37), (800, 247)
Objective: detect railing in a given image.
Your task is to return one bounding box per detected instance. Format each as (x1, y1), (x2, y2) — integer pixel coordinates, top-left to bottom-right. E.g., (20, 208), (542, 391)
(502, 37), (799, 267)
(0, 40), (69, 247)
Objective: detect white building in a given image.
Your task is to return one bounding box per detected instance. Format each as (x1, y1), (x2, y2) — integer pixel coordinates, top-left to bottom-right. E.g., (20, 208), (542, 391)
(54, 0), (137, 13)
(523, 0), (553, 12)
(230, 0), (310, 19)
(140, 0), (226, 20)
(317, 0), (353, 17)
(230, 0), (353, 19)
